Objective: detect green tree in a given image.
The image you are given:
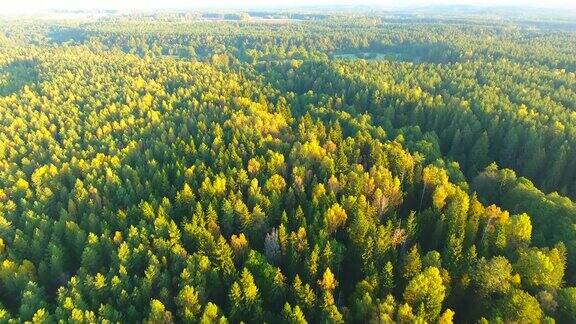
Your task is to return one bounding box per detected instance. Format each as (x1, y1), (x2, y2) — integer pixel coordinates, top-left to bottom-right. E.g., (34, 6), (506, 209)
(493, 289), (543, 323)
(515, 247), (565, 291)
(403, 267), (446, 322)
(282, 303), (308, 324)
(145, 299), (173, 324)
(229, 268), (263, 322)
(176, 285), (201, 321)
(473, 256), (518, 297)
(557, 287), (576, 323)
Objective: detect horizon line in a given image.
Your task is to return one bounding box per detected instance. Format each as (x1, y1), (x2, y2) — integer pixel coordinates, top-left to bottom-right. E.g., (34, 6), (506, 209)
(2, 4), (576, 14)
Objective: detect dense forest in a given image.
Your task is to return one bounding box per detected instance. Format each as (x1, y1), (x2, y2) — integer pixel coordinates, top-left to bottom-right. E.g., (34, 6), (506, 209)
(1, 10), (576, 323)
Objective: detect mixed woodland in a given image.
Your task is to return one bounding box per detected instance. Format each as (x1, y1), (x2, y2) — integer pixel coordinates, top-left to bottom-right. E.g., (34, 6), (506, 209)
(0, 11), (576, 323)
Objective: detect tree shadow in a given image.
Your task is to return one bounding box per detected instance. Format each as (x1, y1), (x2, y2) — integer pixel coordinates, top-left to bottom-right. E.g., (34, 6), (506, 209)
(0, 59), (39, 96)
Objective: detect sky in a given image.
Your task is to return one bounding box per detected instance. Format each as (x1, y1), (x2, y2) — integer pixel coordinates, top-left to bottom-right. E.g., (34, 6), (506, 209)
(0, 0), (574, 14)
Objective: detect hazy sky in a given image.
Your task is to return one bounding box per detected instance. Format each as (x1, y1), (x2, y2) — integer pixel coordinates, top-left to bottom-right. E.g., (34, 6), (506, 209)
(1, 0), (575, 14)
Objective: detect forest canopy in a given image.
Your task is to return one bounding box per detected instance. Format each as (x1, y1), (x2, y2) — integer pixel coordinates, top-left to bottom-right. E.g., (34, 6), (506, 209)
(0, 9), (575, 323)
